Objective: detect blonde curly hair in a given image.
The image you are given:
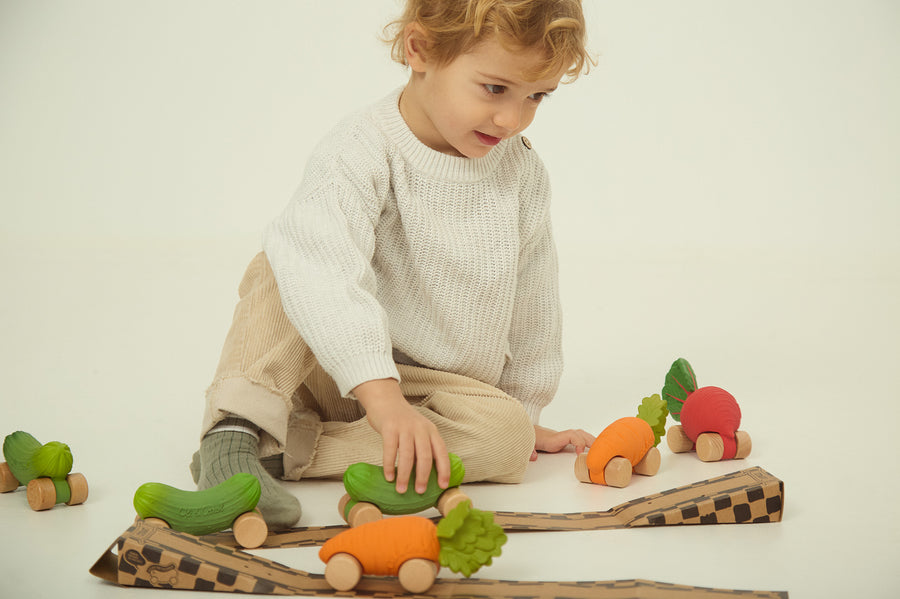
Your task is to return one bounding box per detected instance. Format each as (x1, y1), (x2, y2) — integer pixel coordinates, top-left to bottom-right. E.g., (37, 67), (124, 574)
(385, 0), (594, 82)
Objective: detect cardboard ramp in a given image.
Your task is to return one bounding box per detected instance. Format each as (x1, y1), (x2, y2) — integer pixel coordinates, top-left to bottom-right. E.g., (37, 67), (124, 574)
(202, 467), (784, 549)
(90, 467), (787, 597)
(90, 522), (786, 598)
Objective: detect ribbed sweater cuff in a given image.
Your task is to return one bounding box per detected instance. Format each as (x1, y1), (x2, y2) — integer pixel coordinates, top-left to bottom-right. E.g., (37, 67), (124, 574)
(330, 352), (402, 398)
(522, 401), (545, 425)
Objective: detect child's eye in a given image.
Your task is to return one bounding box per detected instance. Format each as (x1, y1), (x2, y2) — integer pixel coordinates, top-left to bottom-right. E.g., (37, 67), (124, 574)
(484, 84), (506, 95)
(529, 91), (551, 102)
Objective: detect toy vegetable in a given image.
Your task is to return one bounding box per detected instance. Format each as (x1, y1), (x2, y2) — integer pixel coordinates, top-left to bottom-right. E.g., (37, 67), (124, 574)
(133, 472), (268, 549)
(0, 431), (88, 510)
(662, 358), (752, 461)
(339, 452), (468, 527)
(575, 395), (668, 487)
(320, 500), (506, 594)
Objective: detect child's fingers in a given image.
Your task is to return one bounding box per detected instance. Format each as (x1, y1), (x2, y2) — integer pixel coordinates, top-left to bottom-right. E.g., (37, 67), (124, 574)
(580, 430), (596, 448)
(572, 429), (594, 452)
(393, 433), (415, 494)
(534, 427), (595, 454)
(573, 436), (588, 454)
(382, 433), (399, 484)
(413, 436), (434, 494)
(431, 436), (451, 489)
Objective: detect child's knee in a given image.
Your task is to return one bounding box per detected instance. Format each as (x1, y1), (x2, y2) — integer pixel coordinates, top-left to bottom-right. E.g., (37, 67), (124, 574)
(468, 399), (535, 482)
(495, 402), (536, 455)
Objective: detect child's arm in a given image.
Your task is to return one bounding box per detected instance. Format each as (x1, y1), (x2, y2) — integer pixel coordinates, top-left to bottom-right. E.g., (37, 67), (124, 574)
(531, 425), (595, 461)
(353, 378), (450, 495)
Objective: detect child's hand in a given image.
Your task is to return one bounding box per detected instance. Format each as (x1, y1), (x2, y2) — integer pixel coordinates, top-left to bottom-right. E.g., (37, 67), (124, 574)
(354, 378), (450, 494)
(531, 425), (595, 461)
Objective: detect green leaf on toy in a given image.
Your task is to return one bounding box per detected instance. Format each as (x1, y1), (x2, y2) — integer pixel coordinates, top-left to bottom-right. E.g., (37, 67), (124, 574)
(31, 441), (74, 479)
(662, 358), (697, 422)
(636, 394), (669, 446)
(437, 500), (507, 577)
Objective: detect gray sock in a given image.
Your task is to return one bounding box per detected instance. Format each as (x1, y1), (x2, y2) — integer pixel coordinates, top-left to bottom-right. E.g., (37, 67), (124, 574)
(192, 418), (301, 529)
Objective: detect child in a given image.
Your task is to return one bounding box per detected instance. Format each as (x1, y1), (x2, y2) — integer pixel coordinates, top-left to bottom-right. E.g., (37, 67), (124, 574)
(192, 0), (596, 529)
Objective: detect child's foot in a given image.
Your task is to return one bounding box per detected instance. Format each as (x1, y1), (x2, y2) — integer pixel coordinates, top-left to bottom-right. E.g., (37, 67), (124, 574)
(191, 419), (302, 530)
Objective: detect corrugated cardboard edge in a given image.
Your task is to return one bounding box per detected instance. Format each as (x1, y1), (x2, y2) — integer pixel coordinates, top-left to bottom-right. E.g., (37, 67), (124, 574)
(495, 465), (785, 531)
(90, 522), (788, 597)
(203, 467), (785, 549)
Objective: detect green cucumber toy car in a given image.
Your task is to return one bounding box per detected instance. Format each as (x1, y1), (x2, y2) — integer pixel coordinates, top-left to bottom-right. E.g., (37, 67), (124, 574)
(1, 431), (88, 511)
(133, 473), (268, 549)
(338, 453), (469, 527)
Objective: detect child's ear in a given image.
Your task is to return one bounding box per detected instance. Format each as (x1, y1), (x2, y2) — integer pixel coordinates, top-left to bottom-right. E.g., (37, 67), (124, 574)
(403, 22), (430, 72)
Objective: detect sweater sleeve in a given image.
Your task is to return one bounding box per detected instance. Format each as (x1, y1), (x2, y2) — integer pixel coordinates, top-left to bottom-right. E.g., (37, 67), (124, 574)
(262, 133), (400, 398)
(496, 153), (564, 423)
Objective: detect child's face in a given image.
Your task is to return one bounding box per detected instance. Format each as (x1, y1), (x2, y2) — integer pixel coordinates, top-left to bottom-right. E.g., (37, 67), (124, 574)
(402, 36), (564, 158)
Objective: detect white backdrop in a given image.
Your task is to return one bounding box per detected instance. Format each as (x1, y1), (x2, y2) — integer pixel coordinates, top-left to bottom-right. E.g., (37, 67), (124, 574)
(2, 1), (898, 249)
(1, 2), (898, 598)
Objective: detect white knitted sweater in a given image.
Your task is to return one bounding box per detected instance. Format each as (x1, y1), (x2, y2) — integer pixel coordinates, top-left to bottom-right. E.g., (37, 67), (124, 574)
(263, 88), (562, 423)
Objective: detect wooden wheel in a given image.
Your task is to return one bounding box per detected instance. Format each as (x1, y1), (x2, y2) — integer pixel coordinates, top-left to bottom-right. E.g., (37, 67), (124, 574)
(324, 552), (362, 591)
(573, 453), (591, 483)
(347, 501), (381, 527)
(26, 478), (57, 511)
(338, 493), (352, 520)
(436, 487), (469, 515)
(603, 457), (633, 488)
(666, 425), (694, 453)
(398, 558), (438, 594)
(142, 517), (170, 528)
(633, 446), (661, 477)
(233, 509), (268, 548)
(734, 430), (752, 459)
(0, 462), (20, 493)
(696, 433), (725, 462)
(697, 431), (752, 461)
(65, 472), (89, 505)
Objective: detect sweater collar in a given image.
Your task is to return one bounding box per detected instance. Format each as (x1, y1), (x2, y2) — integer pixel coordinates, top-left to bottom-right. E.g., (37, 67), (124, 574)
(375, 87), (509, 183)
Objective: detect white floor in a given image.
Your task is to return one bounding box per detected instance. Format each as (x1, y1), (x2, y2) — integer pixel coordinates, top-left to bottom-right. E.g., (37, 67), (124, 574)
(1, 238), (897, 598)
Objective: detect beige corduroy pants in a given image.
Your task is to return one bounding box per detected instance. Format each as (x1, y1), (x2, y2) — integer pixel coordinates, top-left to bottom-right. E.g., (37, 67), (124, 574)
(201, 252), (536, 484)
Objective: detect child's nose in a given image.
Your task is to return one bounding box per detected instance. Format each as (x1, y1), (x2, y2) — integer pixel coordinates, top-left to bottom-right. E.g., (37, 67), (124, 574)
(493, 103), (522, 132)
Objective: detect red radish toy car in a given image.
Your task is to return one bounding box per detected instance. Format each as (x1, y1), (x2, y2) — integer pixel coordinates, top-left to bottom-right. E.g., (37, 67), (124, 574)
(662, 358), (752, 461)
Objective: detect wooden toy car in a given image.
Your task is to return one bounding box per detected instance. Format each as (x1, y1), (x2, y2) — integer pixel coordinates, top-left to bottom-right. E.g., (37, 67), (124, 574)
(1, 431), (88, 510)
(574, 395), (667, 487)
(662, 358), (752, 461)
(338, 453), (469, 527)
(321, 500), (505, 593)
(133, 472), (268, 549)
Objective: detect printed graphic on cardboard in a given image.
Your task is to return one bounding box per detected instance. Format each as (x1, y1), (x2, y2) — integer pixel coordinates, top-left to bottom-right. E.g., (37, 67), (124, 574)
(91, 518), (788, 597)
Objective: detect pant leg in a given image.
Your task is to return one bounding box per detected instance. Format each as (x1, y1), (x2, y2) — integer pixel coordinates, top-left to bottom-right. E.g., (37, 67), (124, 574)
(204, 253), (536, 484)
(202, 251), (319, 450)
(287, 364), (536, 484)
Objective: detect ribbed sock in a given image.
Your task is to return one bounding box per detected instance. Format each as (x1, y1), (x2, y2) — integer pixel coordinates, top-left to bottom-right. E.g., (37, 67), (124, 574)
(191, 417), (301, 529)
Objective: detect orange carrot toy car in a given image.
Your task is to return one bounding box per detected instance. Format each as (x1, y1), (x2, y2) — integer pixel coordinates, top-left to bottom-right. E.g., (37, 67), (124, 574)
(320, 500), (506, 594)
(574, 395), (668, 487)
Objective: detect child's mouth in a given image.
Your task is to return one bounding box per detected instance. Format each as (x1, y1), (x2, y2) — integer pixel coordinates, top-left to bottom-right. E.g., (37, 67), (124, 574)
(475, 131), (502, 146)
